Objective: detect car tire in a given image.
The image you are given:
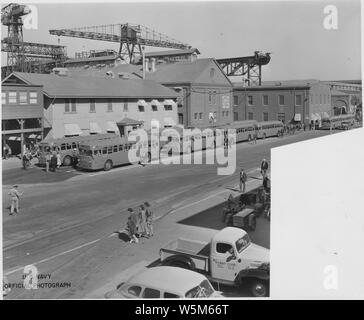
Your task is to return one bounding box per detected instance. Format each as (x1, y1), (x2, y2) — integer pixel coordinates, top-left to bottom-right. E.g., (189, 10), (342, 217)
(63, 155), (72, 166)
(249, 279), (269, 297)
(104, 160), (113, 171)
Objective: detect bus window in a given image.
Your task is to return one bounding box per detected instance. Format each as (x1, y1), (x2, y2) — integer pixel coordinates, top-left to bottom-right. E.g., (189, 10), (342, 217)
(119, 145), (124, 151)
(107, 146), (113, 154)
(93, 150), (99, 156)
(71, 142), (77, 149)
(60, 143), (66, 151)
(113, 145), (118, 152)
(102, 147), (107, 155)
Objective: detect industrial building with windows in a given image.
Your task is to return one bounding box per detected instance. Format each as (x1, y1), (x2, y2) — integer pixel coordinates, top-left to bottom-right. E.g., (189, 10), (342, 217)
(2, 71), (178, 140)
(233, 80), (332, 125)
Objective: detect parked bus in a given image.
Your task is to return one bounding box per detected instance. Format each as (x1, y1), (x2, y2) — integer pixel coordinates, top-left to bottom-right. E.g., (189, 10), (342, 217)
(227, 120), (258, 143)
(256, 121), (284, 139)
(38, 133), (118, 166)
(320, 114), (356, 130)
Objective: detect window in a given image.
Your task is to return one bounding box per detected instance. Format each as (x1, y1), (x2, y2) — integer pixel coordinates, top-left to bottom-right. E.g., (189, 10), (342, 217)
(263, 95), (268, 106)
(234, 112), (239, 121)
(216, 243), (233, 254)
(295, 94), (302, 106)
(199, 112), (203, 120)
(194, 113), (198, 120)
(29, 91), (38, 104)
(19, 91), (28, 104)
(90, 99), (96, 112)
(127, 286), (142, 297)
(113, 145), (118, 152)
(119, 145), (124, 151)
(248, 112), (254, 120)
(233, 95), (238, 106)
(71, 142), (77, 149)
(138, 105), (145, 112)
(143, 288), (160, 298)
(107, 99), (113, 112)
(123, 101), (128, 112)
(65, 99), (70, 113)
(164, 105), (172, 111)
(225, 111), (229, 117)
(2, 92), (7, 104)
(102, 147), (107, 155)
(164, 292), (180, 298)
(263, 112), (268, 121)
(247, 95), (253, 105)
(208, 91), (212, 104)
(178, 113), (183, 124)
(8, 91), (17, 104)
(71, 99), (76, 112)
(279, 95), (285, 105)
(152, 105), (158, 112)
(107, 146), (113, 154)
(212, 91), (217, 105)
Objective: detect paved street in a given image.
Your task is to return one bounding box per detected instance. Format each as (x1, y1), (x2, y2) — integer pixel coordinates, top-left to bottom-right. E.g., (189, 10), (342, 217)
(2, 130), (331, 299)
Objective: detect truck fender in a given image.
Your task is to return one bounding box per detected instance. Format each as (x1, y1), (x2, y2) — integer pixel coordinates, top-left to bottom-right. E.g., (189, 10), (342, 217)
(235, 268), (270, 284)
(161, 255), (196, 270)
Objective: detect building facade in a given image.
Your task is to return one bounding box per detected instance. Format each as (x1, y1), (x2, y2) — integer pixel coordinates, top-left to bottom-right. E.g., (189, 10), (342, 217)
(3, 72), (178, 140)
(1, 82), (44, 155)
(233, 80), (332, 125)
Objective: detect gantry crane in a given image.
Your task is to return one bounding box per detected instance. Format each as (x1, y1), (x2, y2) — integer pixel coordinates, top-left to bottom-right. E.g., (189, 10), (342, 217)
(49, 23), (191, 64)
(217, 51), (271, 86)
(1, 3), (67, 76)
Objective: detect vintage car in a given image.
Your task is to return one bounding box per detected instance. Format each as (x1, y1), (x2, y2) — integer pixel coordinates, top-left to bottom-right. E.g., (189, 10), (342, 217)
(104, 266), (222, 299)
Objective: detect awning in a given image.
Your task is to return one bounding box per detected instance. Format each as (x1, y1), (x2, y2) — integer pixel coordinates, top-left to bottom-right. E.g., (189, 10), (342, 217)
(106, 121), (119, 133)
(164, 99), (176, 106)
(64, 123), (82, 136)
(89, 122), (102, 134)
(137, 99), (148, 107)
(151, 99), (162, 107)
(117, 117), (143, 126)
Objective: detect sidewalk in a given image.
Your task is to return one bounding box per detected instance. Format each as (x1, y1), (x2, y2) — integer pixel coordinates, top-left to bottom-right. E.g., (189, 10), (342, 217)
(83, 176), (264, 299)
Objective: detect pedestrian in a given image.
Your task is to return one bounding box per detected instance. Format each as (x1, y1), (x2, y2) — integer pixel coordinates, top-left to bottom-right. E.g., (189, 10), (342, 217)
(56, 152), (62, 169)
(138, 205), (147, 237)
(239, 168), (247, 193)
(253, 130), (257, 144)
(45, 152), (51, 172)
(128, 208), (140, 238)
(8, 184), (23, 215)
(126, 216), (139, 244)
(145, 201), (154, 237)
(261, 158), (269, 178)
(72, 149), (78, 168)
(22, 149), (30, 170)
(50, 152), (57, 172)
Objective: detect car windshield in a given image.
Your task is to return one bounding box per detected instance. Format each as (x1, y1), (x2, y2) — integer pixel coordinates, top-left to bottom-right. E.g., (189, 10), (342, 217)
(236, 234), (251, 253)
(185, 280), (215, 298)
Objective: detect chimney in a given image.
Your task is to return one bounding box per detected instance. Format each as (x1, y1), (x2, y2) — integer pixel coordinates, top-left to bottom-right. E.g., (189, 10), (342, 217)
(145, 58), (150, 73)
(151, 58), (156, 72)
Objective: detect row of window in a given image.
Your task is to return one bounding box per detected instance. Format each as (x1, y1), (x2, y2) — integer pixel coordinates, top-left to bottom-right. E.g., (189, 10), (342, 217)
(234, 94), (302, 107)
(193, 111), (230, 121)
(2, 91), (38, 105)
(64, 99), (173, 114)
(92, 143), (134, 155)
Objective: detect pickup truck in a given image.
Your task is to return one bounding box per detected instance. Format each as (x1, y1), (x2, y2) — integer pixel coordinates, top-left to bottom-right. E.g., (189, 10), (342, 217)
(160, 227), (270, 297)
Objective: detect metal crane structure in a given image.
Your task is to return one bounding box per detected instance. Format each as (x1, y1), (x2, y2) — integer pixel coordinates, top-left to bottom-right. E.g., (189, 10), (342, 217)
(217, 51), (271, 86)
(49, 23), (191, 64)
(1, 3), (67, 77)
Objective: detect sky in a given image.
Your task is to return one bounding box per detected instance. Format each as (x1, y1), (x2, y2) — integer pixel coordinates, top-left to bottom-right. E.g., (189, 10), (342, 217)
(1, 0), (362, 81)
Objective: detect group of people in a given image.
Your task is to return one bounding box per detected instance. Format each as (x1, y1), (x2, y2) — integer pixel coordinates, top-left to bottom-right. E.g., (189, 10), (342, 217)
(239, 158), (269, 193)
(45, 152), (62, 172)
(126, 202), (154, 243)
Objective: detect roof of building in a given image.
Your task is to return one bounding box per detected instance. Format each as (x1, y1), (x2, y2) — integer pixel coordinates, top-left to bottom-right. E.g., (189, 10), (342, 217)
(233, 79), (322, 90)
(330, 89), (349, 96)
(65, 55), (120, 64)
(145, 48), (200, 58)
(67, 64), (143, 79)
(145, 58), (230, 84)
(7, 72), (177, 99)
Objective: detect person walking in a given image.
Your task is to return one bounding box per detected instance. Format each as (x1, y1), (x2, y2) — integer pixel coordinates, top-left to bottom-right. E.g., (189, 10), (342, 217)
(128, 208), (140, 238)
(261, 158), (269, 178)
(253, 129), (257, 144)
(138, 205), (147, 237)
(145, 201), (154, 237)
(71, 149), (78, 168)
(45, 152), (51, 172)
(8, 185), (23, 215)
(56, 152), (62, 169)
(22, 149), (30, 170)
(50, 152), (57, 172)
(239, 168), (247, 193)
(126, 216), (139, 244)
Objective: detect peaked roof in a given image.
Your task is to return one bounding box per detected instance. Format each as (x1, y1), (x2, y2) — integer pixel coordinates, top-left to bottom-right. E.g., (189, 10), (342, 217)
(145, 58), (231, 84)
(5, 72), (177, 99)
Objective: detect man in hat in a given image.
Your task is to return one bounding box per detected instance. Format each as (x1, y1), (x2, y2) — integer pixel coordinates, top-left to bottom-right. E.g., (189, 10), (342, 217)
(8, 185), (23, 215)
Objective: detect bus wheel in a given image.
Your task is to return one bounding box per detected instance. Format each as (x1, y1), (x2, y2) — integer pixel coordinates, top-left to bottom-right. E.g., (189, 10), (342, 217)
(104, 160), (113, 171)
(63, 155), (72, 166)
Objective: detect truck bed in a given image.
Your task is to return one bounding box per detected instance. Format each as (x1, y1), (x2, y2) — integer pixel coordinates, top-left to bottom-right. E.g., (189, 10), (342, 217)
(162, 238), (210, 258)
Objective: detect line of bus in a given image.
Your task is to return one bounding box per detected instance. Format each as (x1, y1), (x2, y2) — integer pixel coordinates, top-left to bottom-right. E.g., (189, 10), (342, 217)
(38, 133), (118, 166)
(320, 114), (356, 130)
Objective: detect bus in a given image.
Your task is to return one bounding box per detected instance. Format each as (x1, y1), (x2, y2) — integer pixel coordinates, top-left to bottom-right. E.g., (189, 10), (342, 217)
(256, 121), (284, 139)
(224, 120), (258, 143)
(38, 133), (118, 166)
(320, 114), (356, 130)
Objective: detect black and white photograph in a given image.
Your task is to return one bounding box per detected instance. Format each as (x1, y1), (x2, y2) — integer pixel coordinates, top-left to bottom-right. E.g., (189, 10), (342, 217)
(1, 0), (363, 303)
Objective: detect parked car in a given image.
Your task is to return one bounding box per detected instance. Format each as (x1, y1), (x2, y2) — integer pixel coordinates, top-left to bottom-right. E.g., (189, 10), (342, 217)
(160, 227), (270, 297)
(104, 266), (222, 299)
